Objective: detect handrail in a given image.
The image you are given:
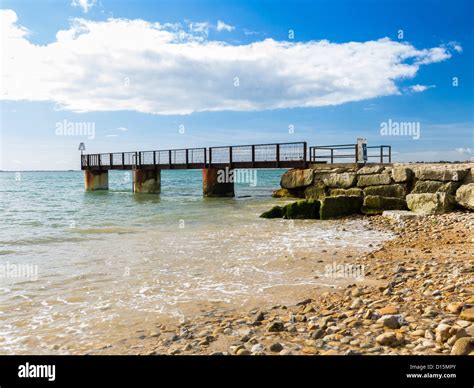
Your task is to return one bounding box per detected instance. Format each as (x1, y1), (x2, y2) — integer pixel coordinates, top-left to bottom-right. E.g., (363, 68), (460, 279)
(81, 142), (308, 169)
(309, 144), (391, 164)
(81, 142), (392, 169)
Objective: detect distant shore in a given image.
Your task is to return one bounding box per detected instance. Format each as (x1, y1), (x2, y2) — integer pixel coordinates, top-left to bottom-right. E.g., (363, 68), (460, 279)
(96, 211), (474, 355)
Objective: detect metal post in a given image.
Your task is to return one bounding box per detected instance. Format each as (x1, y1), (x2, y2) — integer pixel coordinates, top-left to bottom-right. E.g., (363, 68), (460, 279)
(209, 148), (213, 167)
(354, 145), (358, 163)
(331, 149), (334, 164)
(204, 148), (207, 168)
(388, 146), (392, 163)
(186, 149), (189, 167)
(229, 146), (233, 167)
(110, 153), (113, 167)
(276, 144), (280, 168)
(380, 146), (383, 164)
(153, 151), (156, 166)
(303, 142), (307, 167)
(122, 152), (125, 168)
(169, 150), (172, 168)
(251, 145), (255, 168)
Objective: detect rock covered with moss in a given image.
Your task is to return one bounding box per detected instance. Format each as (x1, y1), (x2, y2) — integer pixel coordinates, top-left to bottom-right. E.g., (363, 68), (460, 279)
(272, 163), (473, 217)
(282, 199), (320, 219)
(362, 195), (407, 215)
(259, 205), (284, 218)
(320, 195), (363, 219)
(260, 199), (320, 219)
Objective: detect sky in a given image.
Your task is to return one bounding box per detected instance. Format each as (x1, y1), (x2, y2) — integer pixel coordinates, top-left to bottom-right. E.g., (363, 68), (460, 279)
(0, 0), (473, 170)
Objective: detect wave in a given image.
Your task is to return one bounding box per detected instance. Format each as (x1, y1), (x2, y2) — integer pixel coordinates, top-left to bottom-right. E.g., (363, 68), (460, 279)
(72, 227), (139, 235)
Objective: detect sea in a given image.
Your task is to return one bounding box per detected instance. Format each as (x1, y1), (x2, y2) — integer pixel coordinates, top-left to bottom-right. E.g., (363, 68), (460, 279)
(0, 170), (390, 354)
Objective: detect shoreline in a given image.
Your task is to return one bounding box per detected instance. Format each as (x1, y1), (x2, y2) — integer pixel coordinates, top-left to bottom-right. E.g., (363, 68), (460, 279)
(95, 211), (474, 355)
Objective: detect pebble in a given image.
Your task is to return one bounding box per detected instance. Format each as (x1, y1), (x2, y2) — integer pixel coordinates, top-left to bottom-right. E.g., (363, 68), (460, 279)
(236, 348), (251, 356)
(378, 306), (399, 315)
(450, 337), (474, 355)
(266, 321), (285, 332)
(377, 315), (402, 329)
(311, 329), (325, 340)
(460, 307), (474, 322)
(269, 343), (284, 352)
(250, 344), (265, 353)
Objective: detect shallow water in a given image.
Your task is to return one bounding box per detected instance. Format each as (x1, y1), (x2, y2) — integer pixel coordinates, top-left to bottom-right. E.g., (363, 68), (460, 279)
(0, 170), (390, 354)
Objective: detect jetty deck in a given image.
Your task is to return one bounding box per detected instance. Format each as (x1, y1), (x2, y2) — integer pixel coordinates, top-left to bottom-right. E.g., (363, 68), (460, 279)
(81, 142), (391, 170)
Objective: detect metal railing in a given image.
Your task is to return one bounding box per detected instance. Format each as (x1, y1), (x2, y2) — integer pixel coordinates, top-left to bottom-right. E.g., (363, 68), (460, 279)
(81, 142), (392, 169)
(309, 144), (391, 164)
(208, 142), (306, 168)
(81, 142), (307, 169)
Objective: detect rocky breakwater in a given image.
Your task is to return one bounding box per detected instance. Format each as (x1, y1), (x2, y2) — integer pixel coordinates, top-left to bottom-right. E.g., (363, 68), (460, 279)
(263, 163), (474, 219)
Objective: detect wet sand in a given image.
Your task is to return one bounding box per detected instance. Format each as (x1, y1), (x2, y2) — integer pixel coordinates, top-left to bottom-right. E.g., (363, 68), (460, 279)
(95, 211), (474, 355)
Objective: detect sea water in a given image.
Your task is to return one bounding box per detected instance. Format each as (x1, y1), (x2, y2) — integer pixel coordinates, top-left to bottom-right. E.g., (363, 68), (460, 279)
(0, 170), (389, 354)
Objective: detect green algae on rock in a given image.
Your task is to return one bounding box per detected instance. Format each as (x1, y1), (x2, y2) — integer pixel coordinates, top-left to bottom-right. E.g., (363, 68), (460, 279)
(320, 195), (363, 219)
(283, 199), (320, 219)
(259, 205), (284, 218)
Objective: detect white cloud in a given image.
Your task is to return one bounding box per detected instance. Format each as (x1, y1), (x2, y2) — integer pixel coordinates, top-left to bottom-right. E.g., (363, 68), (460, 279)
(71, 0), (96, 13)
(188, 21), (210, 37)
(455, 147), (472, 154)
(117, 127), (128, 131)
(409, 84), (435, 93)
(1, 10), (460, 115)
(216, 20), (235, 32)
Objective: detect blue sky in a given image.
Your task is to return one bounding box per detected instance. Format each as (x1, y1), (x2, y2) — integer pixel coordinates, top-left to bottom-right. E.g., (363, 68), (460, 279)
(1, 0), (473, 170)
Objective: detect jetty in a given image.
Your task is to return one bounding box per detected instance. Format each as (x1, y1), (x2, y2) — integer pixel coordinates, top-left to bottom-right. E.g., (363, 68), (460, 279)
(81, 142), (392, 196)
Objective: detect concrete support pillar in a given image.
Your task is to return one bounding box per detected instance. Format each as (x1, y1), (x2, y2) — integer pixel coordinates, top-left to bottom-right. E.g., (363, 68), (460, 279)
(202, 167), (235, 197)
(133, 168), (161, 193)
(84, 170), (109, 191)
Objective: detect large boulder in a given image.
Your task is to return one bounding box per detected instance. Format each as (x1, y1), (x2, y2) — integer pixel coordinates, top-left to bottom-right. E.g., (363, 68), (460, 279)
(272, 188), (291, 198)
(280, 169), (314, 189)
(260, 200), (321, 219)
(362, 195), (407, 214)
(357, 165), (385, 175)
(320, 196), (363, 219)
(414, 167), (469, 182)
(260, 206), (284, 218)
(464, 168), (473, 184)
(382, 210), (420, 222)
(363, 184), (407, 198)
(283, 199), (320, 219)
(411, 180), (460, 195)
(329, 188), (363, 197)
(272, 188), (305, 198)
(304, 183), (327, 201)
(357, 173), (392, 187)
(456, 183), (474, 210)
(406, 193), (456, 215)
(322, 172), (357, 189)
(392, 167), (413, 183)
